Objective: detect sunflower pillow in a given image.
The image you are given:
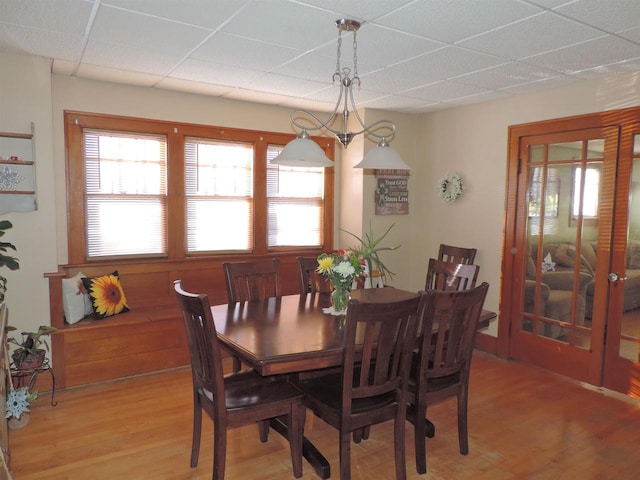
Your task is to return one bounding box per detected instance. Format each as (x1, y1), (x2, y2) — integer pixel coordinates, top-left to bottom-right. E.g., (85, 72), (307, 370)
(81, 271), (130, 320)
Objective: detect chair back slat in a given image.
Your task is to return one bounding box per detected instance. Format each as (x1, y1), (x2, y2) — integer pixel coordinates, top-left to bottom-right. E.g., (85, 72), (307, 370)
(425, 258), (479, 292)
(223, 258), (281, 302)
(438, 244), (477, 265)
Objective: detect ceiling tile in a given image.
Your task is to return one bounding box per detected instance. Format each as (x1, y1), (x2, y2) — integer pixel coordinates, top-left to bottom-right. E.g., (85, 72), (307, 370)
(454, 61), (564, 90)
(170, 59), (263, 88)
(403, 81), (494, 102)
(220, 1), (338, 50)
(83, 40), (185, 76)
(102, 0), (250, 30)
(458, 11), (604, 60)
(191, 32), (303, 71)
(523, 36), (640, 74)
(91, 4), (211, 57)
(376, 0), (542, 43)
(554, 0), (640, 33)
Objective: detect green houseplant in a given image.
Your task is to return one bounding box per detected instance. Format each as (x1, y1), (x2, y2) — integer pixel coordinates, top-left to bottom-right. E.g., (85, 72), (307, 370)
(7, 325), (57, 371)
(0, 220), (20, 303)
(341, 222), (400, 285)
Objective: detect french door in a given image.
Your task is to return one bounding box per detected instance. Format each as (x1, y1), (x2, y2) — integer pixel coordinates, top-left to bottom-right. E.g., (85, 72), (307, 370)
(502, 109), (640, 397)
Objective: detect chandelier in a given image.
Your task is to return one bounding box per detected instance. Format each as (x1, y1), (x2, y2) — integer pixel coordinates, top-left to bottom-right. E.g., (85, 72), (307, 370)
(272, 19), (410, 170)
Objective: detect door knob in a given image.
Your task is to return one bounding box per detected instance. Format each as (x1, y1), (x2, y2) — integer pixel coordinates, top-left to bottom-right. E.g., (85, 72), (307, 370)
(608, 273), (626, 283)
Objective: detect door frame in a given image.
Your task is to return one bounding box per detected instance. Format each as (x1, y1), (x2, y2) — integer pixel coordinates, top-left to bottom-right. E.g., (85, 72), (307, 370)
(499, 106), (640, 394)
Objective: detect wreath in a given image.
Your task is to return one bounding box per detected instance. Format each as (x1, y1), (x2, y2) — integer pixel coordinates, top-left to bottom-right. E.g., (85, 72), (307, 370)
(438, 172), (463, 203)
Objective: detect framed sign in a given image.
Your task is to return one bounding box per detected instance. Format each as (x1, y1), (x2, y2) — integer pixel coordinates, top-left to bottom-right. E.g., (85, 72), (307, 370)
(374, 169), (409, 215)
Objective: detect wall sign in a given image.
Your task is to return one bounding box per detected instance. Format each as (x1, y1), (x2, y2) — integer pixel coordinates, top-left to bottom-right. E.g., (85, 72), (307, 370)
(374, 169), (409, 215)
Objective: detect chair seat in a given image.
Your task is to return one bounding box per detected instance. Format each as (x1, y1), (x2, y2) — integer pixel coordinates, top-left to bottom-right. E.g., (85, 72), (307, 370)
(297, 373), (397, 415)
(199, 370), (303, 410)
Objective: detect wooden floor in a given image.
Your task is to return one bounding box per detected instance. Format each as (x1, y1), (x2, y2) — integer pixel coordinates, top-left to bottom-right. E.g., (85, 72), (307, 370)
(7, 351), (640, 480)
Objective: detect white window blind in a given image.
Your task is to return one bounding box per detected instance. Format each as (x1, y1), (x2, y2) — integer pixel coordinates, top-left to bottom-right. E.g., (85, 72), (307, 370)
(266, 145), (325, 247)
(185, 138), (254, 252)
(84, 130), (167, 258)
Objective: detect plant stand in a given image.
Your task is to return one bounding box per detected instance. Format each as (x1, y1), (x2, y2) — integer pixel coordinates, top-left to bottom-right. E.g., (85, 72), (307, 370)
(10, 358), (57, 406)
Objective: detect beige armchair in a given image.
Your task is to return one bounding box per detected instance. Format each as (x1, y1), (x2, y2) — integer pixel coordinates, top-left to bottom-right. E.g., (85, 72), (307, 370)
(524, 267), (593, 338)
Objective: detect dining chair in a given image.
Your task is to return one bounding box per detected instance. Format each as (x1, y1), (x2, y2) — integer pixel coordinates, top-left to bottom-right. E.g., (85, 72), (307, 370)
(223, 258), (281, 371)
(223, 258), (281, 303)
(438, 244), (477, 265)
(296, 256), (331, 294)
(425, 258), (479, 291)
(173, 280), (305, 480)
(295, 294), (422, 480)
(407, 282), (489, 474)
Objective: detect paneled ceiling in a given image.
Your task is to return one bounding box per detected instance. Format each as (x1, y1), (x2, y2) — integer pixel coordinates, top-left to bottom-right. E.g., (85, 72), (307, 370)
(2, 0), (640, 113)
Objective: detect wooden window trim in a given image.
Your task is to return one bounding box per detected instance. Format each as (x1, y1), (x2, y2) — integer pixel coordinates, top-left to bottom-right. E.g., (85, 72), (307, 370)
(64, 110), (335, 264)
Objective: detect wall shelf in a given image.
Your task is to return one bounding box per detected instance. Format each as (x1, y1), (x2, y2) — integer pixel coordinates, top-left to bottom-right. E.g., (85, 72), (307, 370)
(0, 123), (37, 212)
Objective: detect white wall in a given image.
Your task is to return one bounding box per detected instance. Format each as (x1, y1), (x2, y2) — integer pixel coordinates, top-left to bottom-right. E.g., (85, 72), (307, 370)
(0, 53), (56, 338)
(4, 50), (640, 344)
(413, 72), (640, 334)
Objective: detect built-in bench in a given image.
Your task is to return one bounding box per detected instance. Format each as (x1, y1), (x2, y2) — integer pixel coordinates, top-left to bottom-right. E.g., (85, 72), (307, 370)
(45, 257), (303, 388)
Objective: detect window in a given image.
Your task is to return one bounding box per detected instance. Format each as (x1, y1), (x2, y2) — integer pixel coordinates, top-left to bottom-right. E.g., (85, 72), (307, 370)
(185, 138), (254, 253)
(64, 112), (334, 264)
(266, 145), (325, 247)
(83, 130), (167, 259)
(571, 164), (601, 225)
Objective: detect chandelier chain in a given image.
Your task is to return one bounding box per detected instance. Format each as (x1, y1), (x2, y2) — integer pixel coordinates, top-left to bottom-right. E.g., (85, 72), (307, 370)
(336, 29), (342, 77)
(352, 29), (358, 79)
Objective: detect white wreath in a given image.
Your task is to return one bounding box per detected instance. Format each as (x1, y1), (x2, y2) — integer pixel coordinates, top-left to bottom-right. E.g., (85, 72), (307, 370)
(437, 172), (463, 203)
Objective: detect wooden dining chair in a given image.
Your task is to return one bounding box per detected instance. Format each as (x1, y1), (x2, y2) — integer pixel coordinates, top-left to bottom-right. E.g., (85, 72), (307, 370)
(296, 256), (331, 294)
(407, 282), (489, 474)
(223, 258), (281, 303)
(223, 258), (281, 371)
(295, 294), (422, 480)
(173, 280), (305, 480)
(425, 258), (479, 291)
(438, 244), (477, 265)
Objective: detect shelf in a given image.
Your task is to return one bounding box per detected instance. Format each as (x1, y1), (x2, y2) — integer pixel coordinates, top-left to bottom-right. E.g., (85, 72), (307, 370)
(0, 160), (33, 166)
(0, 190), (35, 195)
(0, 123), (37, 213)
(0, 131), (32, 140)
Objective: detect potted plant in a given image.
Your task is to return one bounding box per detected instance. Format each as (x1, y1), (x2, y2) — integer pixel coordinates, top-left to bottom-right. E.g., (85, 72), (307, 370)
(5, 385), (37, 429)
(0, 220), (20, 303)
(341, 222), (400, 286)
(7, 325), (57, 371)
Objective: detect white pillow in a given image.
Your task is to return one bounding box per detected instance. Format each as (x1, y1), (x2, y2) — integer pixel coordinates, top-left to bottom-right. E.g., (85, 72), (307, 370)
(62, 272), (93, 324)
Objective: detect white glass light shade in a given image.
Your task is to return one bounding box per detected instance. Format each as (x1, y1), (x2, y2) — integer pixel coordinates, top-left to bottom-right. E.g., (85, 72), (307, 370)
(354, 140), (410, 170)
(271, 132), (333, 168)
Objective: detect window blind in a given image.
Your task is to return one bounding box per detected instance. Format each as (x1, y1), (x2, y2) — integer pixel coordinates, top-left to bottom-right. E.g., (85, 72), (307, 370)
(185, 138), (254, 253)
(266, 145), (324, 247)
(84, 130), (167, 258)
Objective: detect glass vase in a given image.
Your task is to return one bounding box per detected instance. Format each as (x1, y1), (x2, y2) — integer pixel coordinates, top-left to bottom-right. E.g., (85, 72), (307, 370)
(330, 284), (350, 313)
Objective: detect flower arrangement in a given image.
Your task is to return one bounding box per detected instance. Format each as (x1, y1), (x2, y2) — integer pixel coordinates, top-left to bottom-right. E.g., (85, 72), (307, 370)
(437, 172), (463, 203)
(317, 250), (365, 313)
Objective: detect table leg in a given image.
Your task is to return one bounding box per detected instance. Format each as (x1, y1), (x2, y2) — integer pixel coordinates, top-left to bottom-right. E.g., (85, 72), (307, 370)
(270, 418), (331, 480)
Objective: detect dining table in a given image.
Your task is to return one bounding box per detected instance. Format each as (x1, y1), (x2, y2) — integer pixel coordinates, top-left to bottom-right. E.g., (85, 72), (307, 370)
(210, 288), (496, 479)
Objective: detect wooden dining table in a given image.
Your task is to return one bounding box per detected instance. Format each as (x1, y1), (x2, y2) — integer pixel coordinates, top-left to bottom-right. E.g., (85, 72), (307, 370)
(210, 288), (496, 479)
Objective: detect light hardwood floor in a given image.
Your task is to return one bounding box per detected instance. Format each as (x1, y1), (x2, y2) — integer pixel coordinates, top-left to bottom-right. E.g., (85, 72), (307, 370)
(8, 352), (640, 480)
